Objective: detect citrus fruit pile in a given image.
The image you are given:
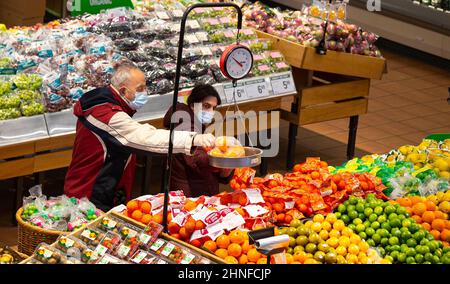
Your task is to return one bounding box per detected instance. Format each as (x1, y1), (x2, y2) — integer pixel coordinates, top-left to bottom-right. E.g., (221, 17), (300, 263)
(395, 195), (450, 245)
(336, 194), (450, 264)
(203, 229), (268, 264)
(278, 214), (390, 264)
(208, 136), (246, 158)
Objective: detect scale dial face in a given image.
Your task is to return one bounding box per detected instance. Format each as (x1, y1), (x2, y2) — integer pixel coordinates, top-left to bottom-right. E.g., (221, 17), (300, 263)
(220, 45), (253, 80)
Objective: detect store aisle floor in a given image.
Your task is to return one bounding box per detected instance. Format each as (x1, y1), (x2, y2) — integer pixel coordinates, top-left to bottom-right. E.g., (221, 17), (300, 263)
(0, 47), (449, 247)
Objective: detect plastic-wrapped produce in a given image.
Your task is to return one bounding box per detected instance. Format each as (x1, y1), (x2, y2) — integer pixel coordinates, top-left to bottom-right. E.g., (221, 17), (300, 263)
(129, 29), (156, 43)
(114, 38), (140, 52)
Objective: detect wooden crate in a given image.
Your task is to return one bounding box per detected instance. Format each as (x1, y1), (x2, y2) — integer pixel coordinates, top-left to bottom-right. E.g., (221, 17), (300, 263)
(255, 30), (386, 80)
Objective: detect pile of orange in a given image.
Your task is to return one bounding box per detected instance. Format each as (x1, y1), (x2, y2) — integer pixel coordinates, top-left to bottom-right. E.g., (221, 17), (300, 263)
(124, 200), (156, 225)
(202, 230), (268, 264)
(395, 196), (450, 245)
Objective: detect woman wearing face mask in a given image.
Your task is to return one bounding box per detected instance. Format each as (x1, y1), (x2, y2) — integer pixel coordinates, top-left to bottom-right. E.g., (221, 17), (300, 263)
(163, 84), (234, 197)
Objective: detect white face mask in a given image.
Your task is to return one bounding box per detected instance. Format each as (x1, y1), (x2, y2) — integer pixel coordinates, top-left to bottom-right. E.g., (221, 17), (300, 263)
(196, 111), (214, 124)
(129, 91), (149, 110)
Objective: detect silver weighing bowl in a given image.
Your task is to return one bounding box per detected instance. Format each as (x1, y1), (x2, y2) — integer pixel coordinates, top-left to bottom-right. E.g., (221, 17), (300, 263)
(208, 147), (263, 169)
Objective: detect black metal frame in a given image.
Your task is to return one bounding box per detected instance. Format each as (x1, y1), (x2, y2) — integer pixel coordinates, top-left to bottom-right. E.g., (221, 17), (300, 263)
(161, 2), (243, 233)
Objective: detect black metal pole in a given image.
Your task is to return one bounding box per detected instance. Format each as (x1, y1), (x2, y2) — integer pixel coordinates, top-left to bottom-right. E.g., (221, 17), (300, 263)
(162, 2), (243, 233)
(347, 115), (359, 161)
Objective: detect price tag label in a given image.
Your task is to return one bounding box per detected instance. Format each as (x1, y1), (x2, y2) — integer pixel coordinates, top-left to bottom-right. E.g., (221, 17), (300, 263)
(270, 73), (296, 95)
(155, 11), (170, 20)
(187, 20), (200, 30)
(224, 83), (247, 103)
(244, 79), (269, 99)
(186, 34), (199, 45)
(172, 9), (184, 18)
(196, 32), (209, 42)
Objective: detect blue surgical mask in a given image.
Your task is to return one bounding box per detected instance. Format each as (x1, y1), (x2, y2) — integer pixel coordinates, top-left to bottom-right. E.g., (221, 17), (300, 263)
(196, 111), (214, 124)
(129, 91), (149, 110)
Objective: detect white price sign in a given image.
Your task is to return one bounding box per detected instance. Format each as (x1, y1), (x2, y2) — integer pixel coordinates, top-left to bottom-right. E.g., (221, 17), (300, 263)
(224, 83), (247, 103)
(245, 79), (269, 99)
(270, 73), (296, 95)
(187, 20), (200, 30)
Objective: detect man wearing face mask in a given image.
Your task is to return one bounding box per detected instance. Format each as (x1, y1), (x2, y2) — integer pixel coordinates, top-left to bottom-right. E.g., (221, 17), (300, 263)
(163, 84), (234, 197)
(64, 63), (215, 211)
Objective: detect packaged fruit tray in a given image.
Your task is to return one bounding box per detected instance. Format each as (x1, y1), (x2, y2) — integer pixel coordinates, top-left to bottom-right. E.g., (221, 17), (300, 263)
(21, 210), (225, 264)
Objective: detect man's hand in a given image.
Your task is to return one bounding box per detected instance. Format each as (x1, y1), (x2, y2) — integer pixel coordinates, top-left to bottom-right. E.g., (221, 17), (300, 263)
(193, 133), (216, 148)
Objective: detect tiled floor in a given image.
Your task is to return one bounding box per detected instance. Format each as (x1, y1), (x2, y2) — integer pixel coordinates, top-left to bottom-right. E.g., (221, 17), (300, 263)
(0, 48), (449, 248)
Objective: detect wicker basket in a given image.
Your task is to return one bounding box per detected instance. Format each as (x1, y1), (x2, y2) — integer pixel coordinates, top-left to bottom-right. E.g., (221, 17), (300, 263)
(16, 208), (67, 256)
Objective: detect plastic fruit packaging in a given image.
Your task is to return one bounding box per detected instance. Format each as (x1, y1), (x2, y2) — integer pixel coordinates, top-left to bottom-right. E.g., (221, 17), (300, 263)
(209, 136), (246, 158)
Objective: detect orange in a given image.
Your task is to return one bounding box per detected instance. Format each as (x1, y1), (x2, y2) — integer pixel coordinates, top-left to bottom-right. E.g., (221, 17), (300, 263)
(421, 223), (431, 231)
(411, 215), (422, 224)
(167, 213), (172, 223)
(256, 258), (267, 264)
(203, 240), (217, 252)
(185, 220), (196, 233)
(441, 230), (450, 242)
(235, 208), (246, 217)
(168, 222), (180, 234)
(228, 243), (242, 258)
(396, 198), (412, 208)
(412, 203), (427, 216)
(224, 256), (239, 264)
(126, 200), (139, 213)
(285, 214), (293, 224)
(238, 254), (248, 264)
(294, 251), (308, 263)
(131, 210), (143, 221)
(272, 203), (284, 213)
(171, 233), (181, 240)
(215, 248), (228, 259)
(410, 196), (425, 205)
(190, 239), (202, 248)
(241, 240), (251, 254)
(247, 248), (261, 262)
(141, 214), (152, 225)
(422, 211), (435, 224)
(430, 230), (440, 240)
(406, 207), (413, 216)
(434, 211), (445, 220)
(425, 201), (437, 211)
(184, 200), (198, 212)
(216, 235), (231, 249)
(179, 227), (190, 240)
(229, 230), (246, 244)
(195, 220), (205, 230)
(285, 253), (294, 264)
(276, 213), (286, 223)
(432, 219), (446, 231)
(152, 214), (163, 225)
(140, 201), (152, 214)
(447, 220), (450, 230)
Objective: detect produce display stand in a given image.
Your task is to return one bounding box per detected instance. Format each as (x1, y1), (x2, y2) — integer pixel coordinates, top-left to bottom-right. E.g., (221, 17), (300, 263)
(20, 210), (226, 264)
(255, 30), (387, 169)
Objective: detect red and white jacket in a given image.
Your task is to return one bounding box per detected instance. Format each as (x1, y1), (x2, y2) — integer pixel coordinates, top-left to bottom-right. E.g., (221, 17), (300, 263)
(64, 86), (196, 211)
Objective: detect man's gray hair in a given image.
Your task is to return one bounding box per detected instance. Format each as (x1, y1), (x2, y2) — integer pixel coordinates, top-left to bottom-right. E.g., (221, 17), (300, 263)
(110, 62), (142, 87)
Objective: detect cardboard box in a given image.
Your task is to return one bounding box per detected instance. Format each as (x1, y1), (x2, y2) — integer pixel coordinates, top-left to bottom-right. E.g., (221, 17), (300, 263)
(0, 10), (43, 28)
(0, 0), (46, 19)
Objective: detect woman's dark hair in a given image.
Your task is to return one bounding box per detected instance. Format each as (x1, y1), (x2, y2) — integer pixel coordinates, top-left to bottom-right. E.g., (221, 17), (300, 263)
(187, 84), (222, 106)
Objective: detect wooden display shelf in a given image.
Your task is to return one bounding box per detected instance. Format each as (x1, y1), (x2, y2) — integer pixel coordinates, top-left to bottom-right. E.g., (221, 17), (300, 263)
(255, 30), (387, 80)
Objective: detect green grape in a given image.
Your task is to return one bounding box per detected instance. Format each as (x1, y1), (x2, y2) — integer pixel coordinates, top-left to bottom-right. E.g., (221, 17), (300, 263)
(0, 108), (21, 120)
(0, 81), (12, 95)
(16, 90), (41, 102)
(0, 96), (21, 109)
(21, 102), (44, 117)
(13, 74), (43, 90)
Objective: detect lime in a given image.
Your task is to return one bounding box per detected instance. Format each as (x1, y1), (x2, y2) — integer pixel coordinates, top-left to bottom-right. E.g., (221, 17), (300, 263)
(406, 256), (415, 264)
(335, 212), (342, 218)
(337, 204), (346, 213)
(378, 247), (385, 256)
(397, 253), (407, 263)
(309, 233), (321, 244)
(402, 219), (412, 228)
(385, 245), (392, 253)
(427, 241), (438, 252)
(287, 227), (298, 237)
(391, 228), (402, 238)
(385, 255), (394, 263)
(348, 224), (356, 232)
(358, 213), (366, 220)
(391, 245), (401, 252)
(401, 231), (412, 242)
(377, 215), (387, 223)
(381, 222), (391, 231)
(343, 200), (350, 207)
(374, 206), (384, 215)
(305, 243), (317, 254)
(380, 237), (389, 246)
(314, 251), (326, 263)
(296, 235), (309, 246)
(364, 208), (373, 217)
(406, 239), (417, 247)
(443, 247), (450, 254)
(349, 196), (358, 205)
(324, 252), (337, 264)
(353, 218), (363, 225)
(356, 224), (365, 233)
(290, 219), (302, 228)
(369, 202), (378, 209)
(287, 247), (294, 254)
(390, 250), (399, 260)
(384, 206), (396, 215)
(396, 206), (407, 215)
(424, 253), (434, 262)
(388, 236), (399, 246)
(406, 248), (416, 257)
(366, 238), (375, 247)
(363, 221), (371, 228)
(400, 244), (409, 253)
(318, 242), (330, 253)
(423, 261), (432, 264)
(347, 205), (356, 212)
(348, 210), (358, 220)
(289, 236), (297, 247)
(355, 203), (365, 213)
(413, 231), (425, 242)
(368, 214), (378, 223)
(409, 224), (420, 233)
(398, 214), (406, 221)
(381, 229), (390, 238)
(297, 226), (310, 236)
(418, 245), (430, 255)
(415, 254), (424, 263)
(365, 227), (375, 237)
(341, 215), (351, 224)
(371, 221), (380, 230)
(425, 233), (435, 241)
(388, 213), (398, 221)
(432, 255), (440, 264)
(442, 255), (450, 265)
(389, 219), (401, 228)
(359, 232), (367, 240)
(294, 246), (304, 253)
(372, 233), (381, 244)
